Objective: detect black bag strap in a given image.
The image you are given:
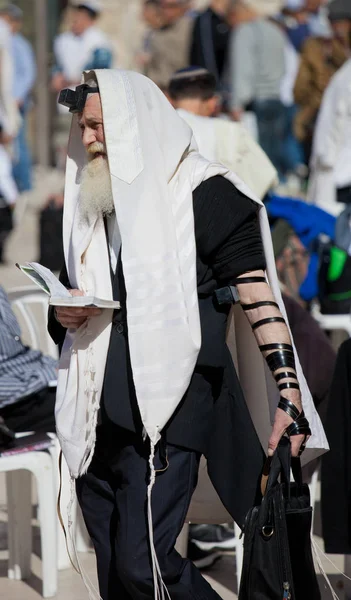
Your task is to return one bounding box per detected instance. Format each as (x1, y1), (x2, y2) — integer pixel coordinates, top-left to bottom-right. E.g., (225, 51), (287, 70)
(261, 438), (303, 498)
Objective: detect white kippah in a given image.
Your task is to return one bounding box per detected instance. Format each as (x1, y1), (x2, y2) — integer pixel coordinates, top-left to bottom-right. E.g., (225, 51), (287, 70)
(242, 0), (284, 17)
(171, 68), (211, 81)
(70, 0), (103, 13)
(284, 0), (305, 10)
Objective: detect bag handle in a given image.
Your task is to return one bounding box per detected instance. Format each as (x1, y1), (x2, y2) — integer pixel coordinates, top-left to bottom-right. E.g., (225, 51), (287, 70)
(261, 437), (303, 497)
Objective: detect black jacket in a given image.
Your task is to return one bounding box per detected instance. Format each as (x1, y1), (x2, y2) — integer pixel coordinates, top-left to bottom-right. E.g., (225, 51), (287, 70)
(190, 8), (230, 82)
(321, 339), (351, 554)
(48, 177), (266, 527)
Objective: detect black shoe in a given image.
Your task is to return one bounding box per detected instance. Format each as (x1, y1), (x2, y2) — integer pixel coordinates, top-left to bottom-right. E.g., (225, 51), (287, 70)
(187, 540), (221, 570)
(189, 524), (236, 552)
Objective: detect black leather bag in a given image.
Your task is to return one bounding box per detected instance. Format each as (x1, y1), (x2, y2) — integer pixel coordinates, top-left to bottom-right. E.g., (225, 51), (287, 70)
(239, 437), (321, 600)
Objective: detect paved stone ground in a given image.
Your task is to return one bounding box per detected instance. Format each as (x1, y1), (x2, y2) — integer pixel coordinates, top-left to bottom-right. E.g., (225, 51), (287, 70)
(0, 169), (348, 599)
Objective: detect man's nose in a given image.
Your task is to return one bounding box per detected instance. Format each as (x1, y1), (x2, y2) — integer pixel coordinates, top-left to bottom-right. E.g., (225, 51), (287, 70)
(82, 127), (96, 147)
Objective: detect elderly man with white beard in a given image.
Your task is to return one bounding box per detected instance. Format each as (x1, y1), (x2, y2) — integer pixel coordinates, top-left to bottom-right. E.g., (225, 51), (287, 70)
(48, 70), (327, 600)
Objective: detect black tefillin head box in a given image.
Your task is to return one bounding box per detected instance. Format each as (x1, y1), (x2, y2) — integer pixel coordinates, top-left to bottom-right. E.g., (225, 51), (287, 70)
(58, 84), (99, 114)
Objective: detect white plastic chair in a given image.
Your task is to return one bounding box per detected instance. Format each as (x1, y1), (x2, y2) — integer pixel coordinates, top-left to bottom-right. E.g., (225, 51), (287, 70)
(4, 287), (90, 573)
(0, 439), (58, 597)
(7, 286), (59, 360)
(311, 303), (351, 349)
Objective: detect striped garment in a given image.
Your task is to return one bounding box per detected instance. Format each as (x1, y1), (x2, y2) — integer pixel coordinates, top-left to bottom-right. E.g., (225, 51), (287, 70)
(0, 286), (58, 409)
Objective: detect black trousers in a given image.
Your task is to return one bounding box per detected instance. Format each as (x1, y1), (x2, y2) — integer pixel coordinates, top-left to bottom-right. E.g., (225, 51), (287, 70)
(0, 387), (56, 433)
(76, 423), (221, 600)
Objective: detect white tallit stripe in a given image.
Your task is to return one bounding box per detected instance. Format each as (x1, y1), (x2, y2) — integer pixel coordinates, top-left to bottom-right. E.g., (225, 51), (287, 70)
(132, 285), (184, 303)
(128, 270), (184, 288)
(129, 317), (188, 333)
(128, 300), (187, 319)
(132, 358), (192, 377)
(123, 251), (178, 269)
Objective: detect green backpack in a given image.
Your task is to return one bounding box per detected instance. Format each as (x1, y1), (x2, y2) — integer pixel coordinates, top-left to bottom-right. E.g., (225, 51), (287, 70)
(319, 245), (351, 314)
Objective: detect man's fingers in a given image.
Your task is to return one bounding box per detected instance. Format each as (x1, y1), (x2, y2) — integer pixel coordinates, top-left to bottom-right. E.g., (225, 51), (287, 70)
(290, 434), (308, 457)
(60, 318), (87, 329)
(56, 307), (101, 318)
(268, 425), (285, 457)
(269, 432), (308, 458)
(69, 289), (85, 297)
(56, 314), (87, 328)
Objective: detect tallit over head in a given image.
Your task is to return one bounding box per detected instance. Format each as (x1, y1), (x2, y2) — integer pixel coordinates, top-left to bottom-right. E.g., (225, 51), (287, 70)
(57, 69), (328, 478)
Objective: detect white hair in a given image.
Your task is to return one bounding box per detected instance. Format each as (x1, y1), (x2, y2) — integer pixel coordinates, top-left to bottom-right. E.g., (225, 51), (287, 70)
(79, 154), (114, 222)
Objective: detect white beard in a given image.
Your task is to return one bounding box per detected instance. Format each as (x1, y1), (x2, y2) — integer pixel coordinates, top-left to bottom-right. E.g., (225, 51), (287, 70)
(79, 150), (114, 222)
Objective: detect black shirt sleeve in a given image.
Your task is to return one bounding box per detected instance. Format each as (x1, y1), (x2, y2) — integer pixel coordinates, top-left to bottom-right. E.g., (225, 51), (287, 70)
(193, 175), (266, 282)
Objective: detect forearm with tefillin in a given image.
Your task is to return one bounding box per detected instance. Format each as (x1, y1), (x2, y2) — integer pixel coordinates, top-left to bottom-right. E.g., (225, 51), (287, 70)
(216, 271), (311, 454)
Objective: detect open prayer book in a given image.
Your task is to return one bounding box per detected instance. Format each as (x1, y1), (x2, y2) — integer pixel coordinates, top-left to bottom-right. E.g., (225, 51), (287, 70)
(16, 262), (120, 309)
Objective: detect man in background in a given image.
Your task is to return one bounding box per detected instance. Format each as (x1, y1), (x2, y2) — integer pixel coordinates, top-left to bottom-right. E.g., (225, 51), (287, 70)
(136, 0), (164, 73)
(0, 4), (36, 193)
(0, 6), (20, 255)
(308, 56), (351, 216)
(293, 0), (349, 163)
(169, 66), (278, 199)
(279, 1), (307, 190)
(146, 0), (194, 90)
(51, 1), (112, 95)
(190, 0), (231, 89)
(228, 0), (286, 179)
(51, 1), (113, 167)
(307, 0), (331, 37)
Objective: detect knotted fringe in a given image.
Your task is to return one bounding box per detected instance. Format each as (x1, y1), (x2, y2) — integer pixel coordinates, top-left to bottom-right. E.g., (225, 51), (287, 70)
(67, 478), (102, 600)
(147, 440), (171, 600)
(81, 345), (100, 476)
(311, 537), (351, 599)
(57, 451), (102, 600)
(59, 434), (172, 600)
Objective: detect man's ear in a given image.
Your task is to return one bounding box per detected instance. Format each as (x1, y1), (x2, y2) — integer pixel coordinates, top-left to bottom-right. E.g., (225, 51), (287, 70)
(204, 96), (219, 117)
(165, 92), (178, 108)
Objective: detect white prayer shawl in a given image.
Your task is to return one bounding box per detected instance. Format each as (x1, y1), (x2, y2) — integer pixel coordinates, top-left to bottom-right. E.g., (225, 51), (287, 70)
(176, 108), (278, 201)
(56, 69), (328, 483)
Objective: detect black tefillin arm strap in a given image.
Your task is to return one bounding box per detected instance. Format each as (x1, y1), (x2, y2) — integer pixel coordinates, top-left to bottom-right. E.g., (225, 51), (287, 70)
(214, 275), (266, 306)
(214, 278), (311, 446)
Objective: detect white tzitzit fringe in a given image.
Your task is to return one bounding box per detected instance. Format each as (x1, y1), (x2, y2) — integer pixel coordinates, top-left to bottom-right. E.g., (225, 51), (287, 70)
(311, 537), (339, 600)
(81, 346), (100, 475)
(147, 440), (171, 600)
(67, 477), (103, 600)
(311, 537), (351, 599)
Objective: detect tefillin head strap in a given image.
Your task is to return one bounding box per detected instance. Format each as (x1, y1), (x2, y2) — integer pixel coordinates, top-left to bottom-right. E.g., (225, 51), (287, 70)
(58, 83), (100, 113)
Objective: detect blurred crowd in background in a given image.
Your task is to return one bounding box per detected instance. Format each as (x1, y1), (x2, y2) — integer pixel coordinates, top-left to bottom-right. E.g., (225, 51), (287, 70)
(1, 0), (351, 577)
(1, 0), (351, 303)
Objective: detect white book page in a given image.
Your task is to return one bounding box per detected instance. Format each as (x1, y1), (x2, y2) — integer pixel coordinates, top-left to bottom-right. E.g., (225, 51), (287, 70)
(49, 296), (120, 309)
(16, 264), (51, 294)
(26, 262), (72, 298)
